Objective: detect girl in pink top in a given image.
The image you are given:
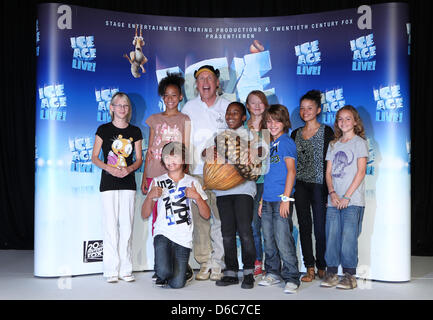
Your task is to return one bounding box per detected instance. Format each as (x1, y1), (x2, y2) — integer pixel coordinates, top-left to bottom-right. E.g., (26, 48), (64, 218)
(141, 73), (191, 231)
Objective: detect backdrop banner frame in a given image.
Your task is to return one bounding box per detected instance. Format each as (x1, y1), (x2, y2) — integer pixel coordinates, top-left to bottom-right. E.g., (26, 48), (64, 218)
(35, 2), (410, 281)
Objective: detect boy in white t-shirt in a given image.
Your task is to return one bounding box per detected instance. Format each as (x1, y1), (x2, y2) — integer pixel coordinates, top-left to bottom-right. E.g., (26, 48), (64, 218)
(141, 142), (210, 288)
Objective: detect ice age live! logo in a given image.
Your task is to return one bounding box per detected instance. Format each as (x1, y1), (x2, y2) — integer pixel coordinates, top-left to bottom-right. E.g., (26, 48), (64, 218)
(69, 137), (93, 172)
(374, 84), (404, 123)
(295, 40), (321, 75)
(39, 84), (67, 121)
(350, 33), (376, 71)
(96, 88), (119, 122)
(321, 88), (345, 124)
(71, 36), (96, 72)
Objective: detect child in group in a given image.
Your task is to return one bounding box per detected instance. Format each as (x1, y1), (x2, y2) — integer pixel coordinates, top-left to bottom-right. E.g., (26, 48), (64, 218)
(245, 90), (270, 277)
(258, 104), (300, 294)
(320, 105), (368, 290)
(141, 142), (210, 289)
(140, 73), (191, 280)
(91, 92), (143, 283)
(141, 72), (191, 220)
(290, 90), (334, 282)
(207, 102), (258, 289)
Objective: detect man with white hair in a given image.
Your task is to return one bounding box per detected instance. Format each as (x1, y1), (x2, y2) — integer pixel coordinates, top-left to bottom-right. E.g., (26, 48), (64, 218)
(182, 65), (230, 281)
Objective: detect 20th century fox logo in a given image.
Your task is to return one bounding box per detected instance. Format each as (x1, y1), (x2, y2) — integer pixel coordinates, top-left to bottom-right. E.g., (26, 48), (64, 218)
(83, 240), (103, 263)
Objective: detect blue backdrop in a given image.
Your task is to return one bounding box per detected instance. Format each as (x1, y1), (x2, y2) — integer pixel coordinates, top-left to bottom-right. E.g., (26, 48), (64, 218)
(35, 2), (410, 281)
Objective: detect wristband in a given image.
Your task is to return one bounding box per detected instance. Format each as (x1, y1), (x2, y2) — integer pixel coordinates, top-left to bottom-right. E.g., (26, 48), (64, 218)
(329, 191), (336, 195)
(279, 194), (295, 202)
(342, 196), (350, 201)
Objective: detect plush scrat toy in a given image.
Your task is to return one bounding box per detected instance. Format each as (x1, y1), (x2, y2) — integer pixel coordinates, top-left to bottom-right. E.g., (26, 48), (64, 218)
(107, 134), (133, 168)
(123, 26), (148, 78)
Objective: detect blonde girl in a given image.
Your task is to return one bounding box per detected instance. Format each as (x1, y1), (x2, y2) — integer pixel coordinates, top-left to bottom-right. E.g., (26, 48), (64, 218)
(92, 92), (143, 283)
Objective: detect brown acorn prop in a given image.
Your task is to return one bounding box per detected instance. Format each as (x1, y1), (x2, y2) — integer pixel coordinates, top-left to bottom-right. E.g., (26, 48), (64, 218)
(203, 155), (245, 190)
(214, 130), (264, 181)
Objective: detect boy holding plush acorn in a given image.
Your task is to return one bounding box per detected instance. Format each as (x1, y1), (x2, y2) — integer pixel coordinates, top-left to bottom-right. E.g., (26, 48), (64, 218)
(202, 101), (267, 289)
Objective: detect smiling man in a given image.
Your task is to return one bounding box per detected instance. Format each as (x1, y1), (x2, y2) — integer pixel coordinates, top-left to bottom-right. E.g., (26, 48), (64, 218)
(181, 65), (231, 281)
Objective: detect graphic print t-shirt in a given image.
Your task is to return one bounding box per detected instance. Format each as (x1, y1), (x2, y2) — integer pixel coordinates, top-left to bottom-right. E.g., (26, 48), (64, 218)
(96, 122), (143, 192)
(325, 135), (368, 207)
(145, 112), (190, 178)
(151, 173), (207, 249)
(262, 134), (297, 202)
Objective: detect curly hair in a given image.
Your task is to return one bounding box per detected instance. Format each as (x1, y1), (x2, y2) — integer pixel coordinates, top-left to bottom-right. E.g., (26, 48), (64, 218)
(331, 105), (366, 145)
(300, 89), (322, 109)
(227, 101), (247, 117)
(157, 72), (185, 97)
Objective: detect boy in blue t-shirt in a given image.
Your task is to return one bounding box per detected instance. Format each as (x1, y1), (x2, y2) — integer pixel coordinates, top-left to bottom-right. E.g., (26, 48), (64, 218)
(258, 104), (300, 294)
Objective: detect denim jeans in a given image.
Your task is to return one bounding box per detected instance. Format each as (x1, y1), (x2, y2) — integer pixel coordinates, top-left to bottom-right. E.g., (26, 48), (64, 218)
(294, 181), (327, 270)
(252, 183), (264, 262)
(154, 234), (191, 288)
(324, 205), (365, 275)
(217, 194), (255, 275)
(261, 200), (300, 285)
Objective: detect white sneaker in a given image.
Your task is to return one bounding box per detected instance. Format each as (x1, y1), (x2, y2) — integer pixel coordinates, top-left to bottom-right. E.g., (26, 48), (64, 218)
(119, 274), (135, 282)
(284, 282), (298, 294)
(106, 276), (118, 283)
(258, 274), (281, 286)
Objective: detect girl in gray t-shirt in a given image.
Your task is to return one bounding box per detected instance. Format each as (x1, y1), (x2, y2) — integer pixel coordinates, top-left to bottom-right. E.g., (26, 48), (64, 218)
(321, 105), (368, 290)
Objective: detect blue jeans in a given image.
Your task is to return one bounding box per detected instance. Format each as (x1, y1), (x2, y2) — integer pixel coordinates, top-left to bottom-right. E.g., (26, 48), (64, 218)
(261, 200), (300, 285)
(325, 206), (365, 275)
(154, 235), (191, 289)
(252, 183), (264, 262)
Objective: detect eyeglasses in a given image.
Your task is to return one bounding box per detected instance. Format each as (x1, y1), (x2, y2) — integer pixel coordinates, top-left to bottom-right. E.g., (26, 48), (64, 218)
(112, 104), (130, 109)
(196, 74), (216, 83)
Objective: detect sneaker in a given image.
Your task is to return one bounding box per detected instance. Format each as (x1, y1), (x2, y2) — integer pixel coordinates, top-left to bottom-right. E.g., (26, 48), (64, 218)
(254, 260), (263, 277)
(320, 272), (339, 288)
(210, 266), (223, 281)
(186, 265), (194, 283)
(215, 276), (239, 287)
(155, 277), (168, 287)
(258, 274), (281, 286)
(195, 265), (210, 281)
(284, 282), (298, 294)
(106, 276), (118, 283)
(241, 274), (255, 289)
(151, 272), (158, 283)
(119, 274), (135, 282)
(336, 273), (357, 290)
